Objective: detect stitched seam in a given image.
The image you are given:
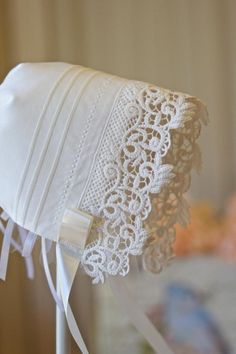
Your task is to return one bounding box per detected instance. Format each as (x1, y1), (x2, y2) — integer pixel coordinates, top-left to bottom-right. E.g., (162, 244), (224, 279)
(53, 76), (113, 228)
(14, 65), (75, 221)
(33, 71), (98, 228)
(21, 68), (86, 225)
(77, 79), (128, 208)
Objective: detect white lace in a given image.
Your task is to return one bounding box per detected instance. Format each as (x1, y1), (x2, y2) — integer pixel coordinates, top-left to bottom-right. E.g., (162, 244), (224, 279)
(0, 83), (207, 285)
(80, 83), (207, 283)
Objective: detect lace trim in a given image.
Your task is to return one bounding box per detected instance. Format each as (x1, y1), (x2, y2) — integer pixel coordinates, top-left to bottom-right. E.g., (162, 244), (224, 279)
(80, 83), (207, 283)
(143, 97), (208, 273)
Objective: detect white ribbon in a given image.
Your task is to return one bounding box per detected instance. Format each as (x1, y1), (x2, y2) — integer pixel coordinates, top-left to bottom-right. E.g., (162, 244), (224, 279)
(55, 208), (94, 354)
(108, 276), (174, 354)
(41, 237), (64, 311)
(48, 207), (174, 354)
(54, 208), (174, 354)
(0, 218), (15, 280)
(0, 218), (35, 280)
(18, 227), (35, 279)
(22, 232), (38, 257)
(0, 209), (174, 354)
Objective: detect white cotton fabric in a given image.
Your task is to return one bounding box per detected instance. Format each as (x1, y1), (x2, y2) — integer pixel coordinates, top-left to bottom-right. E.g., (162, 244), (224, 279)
(0, 62), (208, 283)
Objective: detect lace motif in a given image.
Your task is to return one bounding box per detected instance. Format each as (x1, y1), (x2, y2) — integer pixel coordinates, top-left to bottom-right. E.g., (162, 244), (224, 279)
(80, 83), (207, 283)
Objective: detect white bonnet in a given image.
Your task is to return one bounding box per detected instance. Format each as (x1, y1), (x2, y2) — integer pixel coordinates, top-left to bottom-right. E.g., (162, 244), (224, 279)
(0, 62), (208, 283)
(0, 62), (208, 353)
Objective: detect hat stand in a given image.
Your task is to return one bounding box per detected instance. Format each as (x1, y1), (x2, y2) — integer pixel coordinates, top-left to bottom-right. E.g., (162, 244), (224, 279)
(56, 262), (71, 354)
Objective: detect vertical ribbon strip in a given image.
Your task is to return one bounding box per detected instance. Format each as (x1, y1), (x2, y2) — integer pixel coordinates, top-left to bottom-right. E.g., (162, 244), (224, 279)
(56, 208), (94, 354)
(0, 218), (15, 280)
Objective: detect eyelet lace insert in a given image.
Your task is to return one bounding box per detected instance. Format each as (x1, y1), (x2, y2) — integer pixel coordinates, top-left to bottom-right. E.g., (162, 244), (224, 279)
(80, 83), (207, 283)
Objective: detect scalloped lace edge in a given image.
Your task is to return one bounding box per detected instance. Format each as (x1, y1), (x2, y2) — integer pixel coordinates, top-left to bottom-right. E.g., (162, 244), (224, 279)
(80, 83), (208, 283)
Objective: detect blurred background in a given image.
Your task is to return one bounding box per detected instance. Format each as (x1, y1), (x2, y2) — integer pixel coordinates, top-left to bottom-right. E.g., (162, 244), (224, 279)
(0, 0), (236, 353)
